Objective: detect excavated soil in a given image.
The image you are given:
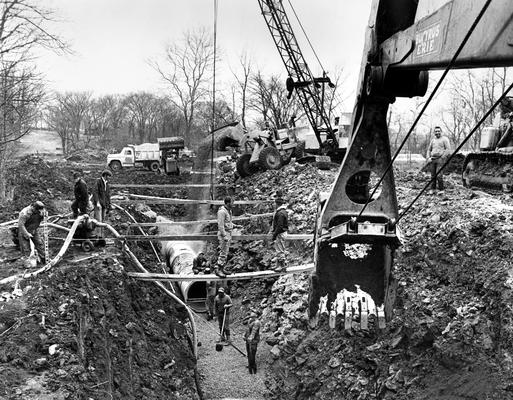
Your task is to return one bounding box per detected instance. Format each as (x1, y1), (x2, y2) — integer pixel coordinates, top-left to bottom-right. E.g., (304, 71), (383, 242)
(2, 150), (513, 400)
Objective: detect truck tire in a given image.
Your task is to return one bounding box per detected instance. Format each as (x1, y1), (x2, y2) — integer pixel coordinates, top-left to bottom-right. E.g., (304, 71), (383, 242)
(292, 141), (306, 159)
(150, 161), (160, 172)
(236, 153), (254, 177)
(109, 161), (122, 171)
(259, 147), (282, 170)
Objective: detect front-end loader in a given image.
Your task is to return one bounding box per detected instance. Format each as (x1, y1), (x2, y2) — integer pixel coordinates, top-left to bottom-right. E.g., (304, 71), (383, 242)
(235, 126), (305, 178)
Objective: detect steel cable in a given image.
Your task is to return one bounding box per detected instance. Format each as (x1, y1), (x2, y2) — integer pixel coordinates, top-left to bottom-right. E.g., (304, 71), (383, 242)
(398, 81), (513, 222)
(357, 0), (493, 220)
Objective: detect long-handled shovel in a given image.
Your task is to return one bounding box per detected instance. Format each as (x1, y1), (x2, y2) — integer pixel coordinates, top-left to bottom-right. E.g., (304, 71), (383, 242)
(215, 309), (227, 352)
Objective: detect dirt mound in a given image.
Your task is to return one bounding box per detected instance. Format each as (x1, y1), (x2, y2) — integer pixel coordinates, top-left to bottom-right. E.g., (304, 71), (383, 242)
(0, 257), (199, 399)
(257, 172), (513, 400)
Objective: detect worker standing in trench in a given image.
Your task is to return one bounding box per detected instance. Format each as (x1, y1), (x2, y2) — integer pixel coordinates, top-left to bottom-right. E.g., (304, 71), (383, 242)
(214, 287), (232, 342)
(244, 312), (261, 374)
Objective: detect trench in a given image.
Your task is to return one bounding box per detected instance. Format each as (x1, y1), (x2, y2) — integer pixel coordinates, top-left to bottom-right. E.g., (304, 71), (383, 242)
(158, 137), (269, 399)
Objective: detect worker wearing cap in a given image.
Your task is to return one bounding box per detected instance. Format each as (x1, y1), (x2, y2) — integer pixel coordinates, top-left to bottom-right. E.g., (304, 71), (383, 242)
(93, 169), (112, 236)
(427, 126), (451, 195)
(18, 201), (46, 262)
(71, 171), (89, 218)
(214, 287), (232, 342)
(205, 281), (217, 321)
(244, 312), (261, 374)
(271, 196), (289, 272)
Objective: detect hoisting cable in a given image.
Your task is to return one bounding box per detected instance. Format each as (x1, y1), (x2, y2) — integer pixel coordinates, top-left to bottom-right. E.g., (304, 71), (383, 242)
(356, 0), (492, 220)
(210, 0), (219, 201)
(398, 81), (513, 222)
(286, 0), (325, 73)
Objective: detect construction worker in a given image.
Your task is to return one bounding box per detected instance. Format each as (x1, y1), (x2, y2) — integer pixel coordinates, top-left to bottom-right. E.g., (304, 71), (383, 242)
(71, 171), (89, 218)
(214, 287), (232, 342)
(271, 196), (289, 272)
(427, 126), (451, 195)
(205, 281), (217, 321)
(216, 196), (233, 278)
(18, 201), (46, 263)
(193, 252), (210, 274)
(244, 312), (261, 374)
(93, 169), (112, 236)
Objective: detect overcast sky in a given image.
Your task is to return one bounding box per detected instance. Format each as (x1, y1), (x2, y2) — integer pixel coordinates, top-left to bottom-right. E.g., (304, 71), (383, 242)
(41, 1), (371, 106)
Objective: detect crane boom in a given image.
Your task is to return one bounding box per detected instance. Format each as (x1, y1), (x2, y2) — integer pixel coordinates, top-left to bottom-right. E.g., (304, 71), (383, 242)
(257, 0), (338, 151)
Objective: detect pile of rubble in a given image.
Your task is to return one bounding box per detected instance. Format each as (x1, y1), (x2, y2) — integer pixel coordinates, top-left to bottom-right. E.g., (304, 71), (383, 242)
(250, 167), (513, 399)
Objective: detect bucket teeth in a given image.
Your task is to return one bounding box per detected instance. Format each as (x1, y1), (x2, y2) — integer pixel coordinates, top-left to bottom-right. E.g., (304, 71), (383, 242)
(311, 290), (385, 331)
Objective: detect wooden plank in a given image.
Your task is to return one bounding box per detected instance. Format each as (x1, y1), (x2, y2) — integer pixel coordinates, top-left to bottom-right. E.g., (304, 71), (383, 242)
(111, 183), (228, 188)
(115, 198), (271, 206)
(128, 212), (274, 227)
(118, 233), (313, 241)
(127, 263), (314, 281)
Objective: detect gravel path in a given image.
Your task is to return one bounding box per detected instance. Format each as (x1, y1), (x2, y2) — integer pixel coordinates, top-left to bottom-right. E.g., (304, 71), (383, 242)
(195, 301), (270, 400)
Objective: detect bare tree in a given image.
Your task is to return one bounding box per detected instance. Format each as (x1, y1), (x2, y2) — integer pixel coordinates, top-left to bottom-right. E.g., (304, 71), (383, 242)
(446, 68), (512, 150)
(230, 52), (252, 128)
(151, 28), (215, 142)
(248, 71), (303, 128)
(0, 0), (68, 201)
(46, 92), (91, 154)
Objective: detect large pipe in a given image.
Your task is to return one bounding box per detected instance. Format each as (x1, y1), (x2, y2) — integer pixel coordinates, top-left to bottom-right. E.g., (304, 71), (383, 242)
(158, 216), (207, 308)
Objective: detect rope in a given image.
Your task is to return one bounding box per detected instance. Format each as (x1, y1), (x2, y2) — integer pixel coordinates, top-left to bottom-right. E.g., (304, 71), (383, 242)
(356, 0), (492, 220)
(398, 81), (513, 222)
(286, 0), (325, 73)
(42, 209), (49, 263)
(210, 0), (218, 201)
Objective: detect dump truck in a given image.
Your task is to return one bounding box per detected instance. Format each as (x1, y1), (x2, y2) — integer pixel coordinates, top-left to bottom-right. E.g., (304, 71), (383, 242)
(107, 143), (161, 172)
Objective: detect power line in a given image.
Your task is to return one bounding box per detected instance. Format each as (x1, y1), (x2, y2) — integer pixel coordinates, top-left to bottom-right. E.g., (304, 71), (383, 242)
(210, 0), (218, 200)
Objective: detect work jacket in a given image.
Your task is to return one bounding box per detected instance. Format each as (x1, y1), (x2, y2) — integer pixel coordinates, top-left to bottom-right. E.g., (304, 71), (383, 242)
(244, 318), (261, 344)
(93, 177), (111, 209)
(74, 178), (89, 204)
(272, 205), (288, 240)
(217, 205), (233, 237)
(18, 205), (43, 237)
(214, 294), (232, 315)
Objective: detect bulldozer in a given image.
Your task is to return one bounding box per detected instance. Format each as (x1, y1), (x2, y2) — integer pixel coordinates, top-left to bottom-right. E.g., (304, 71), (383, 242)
(462, 97), (513, 192)
(235, 126), (306, 178)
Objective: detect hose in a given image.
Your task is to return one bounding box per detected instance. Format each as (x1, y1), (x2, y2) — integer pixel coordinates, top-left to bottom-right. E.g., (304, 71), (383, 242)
(101, 222), (198, 358)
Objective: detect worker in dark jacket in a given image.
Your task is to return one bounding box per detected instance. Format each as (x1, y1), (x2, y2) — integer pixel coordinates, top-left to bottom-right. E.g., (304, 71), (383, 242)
(18, 201), (46, 262)
(214, 287), (232, 342)
(205, 281), (217, 320)
(244, 312), (261, 374)
(71, 171), (89, 218)
(271, 196), (288, 271)
(93, 169), (112, 236)
(193, 252), (210, 274)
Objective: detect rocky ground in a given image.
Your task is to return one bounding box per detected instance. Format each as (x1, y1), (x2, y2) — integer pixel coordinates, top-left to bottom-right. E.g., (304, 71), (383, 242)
(230, 166), (513, 400)
(1, 150), (512, 400)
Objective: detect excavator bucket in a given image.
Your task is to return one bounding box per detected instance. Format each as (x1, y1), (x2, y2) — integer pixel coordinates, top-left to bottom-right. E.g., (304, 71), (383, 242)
(308, 101), (401, 331)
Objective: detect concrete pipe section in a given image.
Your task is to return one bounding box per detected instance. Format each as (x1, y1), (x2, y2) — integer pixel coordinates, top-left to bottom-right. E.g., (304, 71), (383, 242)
(159, 216), (207, 311)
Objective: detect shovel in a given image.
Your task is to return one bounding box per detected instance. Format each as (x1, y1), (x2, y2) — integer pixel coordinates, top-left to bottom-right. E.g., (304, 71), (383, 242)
(215, 308), (227, 352)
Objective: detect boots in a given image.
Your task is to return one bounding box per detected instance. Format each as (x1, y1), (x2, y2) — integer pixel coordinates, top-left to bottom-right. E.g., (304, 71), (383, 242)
(215, 266), (226, 278)
(225, 332), (231, 343)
